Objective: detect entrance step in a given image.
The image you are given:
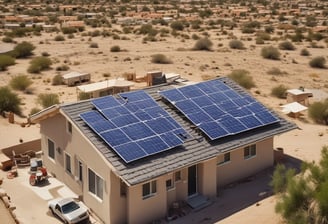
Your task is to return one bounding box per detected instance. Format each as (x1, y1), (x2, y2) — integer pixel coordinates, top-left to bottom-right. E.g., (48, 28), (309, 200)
(186, 194), (212, 211)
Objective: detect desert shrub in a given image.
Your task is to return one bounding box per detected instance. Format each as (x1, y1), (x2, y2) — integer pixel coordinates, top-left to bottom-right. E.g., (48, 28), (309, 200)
(2, 36), (13, 43)
(110, 45), (121, 52)
(0, 86), (22, 115)
(41, 52), (50, 57)
(11, 41), (35, 58)
(55, 65), (69, 71)
(309, 56), (326, 68)
(261, 46), (280, 60)
(229, 39), (245, 49)
(67, 33), (74, 39)
(300, 48), (310, 56)
(29, 107), (41, 116)
(192, 38), (213, 51)
(192, 34), (200, 40)
(61, 27), (77, 34)
(257, 32), (271, 41)
(228, 69), (255, 89)
(37, 93), (59, 108)
(52, 74), (63, 85)
(10, 75), (33, 91)
(255, 37), (265, 45)
(308, 99), (328, 125)
(139, 24), (157, 36)
(264, 25), (274, 33)
(151, 54), (172, 64)
(278, 41), (295, 50)
(267, 67), (286, 76)
(27, 56), (52, 73)
(271, 84), (288, 99)
(78, 92), (91, 100)
(0, 55), (15, 71)
(89, 42), (98, 48)
(170, 21), (184, 31)
(54, 35), (65, 41)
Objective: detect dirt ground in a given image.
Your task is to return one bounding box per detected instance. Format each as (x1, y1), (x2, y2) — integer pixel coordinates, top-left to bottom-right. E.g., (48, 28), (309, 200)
(0, 24), (328, 224)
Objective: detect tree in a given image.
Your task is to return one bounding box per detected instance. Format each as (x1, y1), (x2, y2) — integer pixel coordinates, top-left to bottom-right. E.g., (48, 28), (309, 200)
(0, 86), (22, 115)
(272, 146), (328, 224)
(11, 41), (35, 58)
(0, 55), (15, 71)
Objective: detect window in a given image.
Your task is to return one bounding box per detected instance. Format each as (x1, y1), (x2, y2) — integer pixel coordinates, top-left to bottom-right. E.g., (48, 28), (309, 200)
(244, 144), (256, 159)
(142, 180), (156, 199)
(48, 139), (55, 160)
(166, 179), (174, 190)
(67, 121), (72, 134)
(218, 152), (231, 165)
(120, 180), (127, 197)
(88, 169), (103, 200)
(174, 171), (181, 182)
(78, 161), (83, 182)
(65, 153), (71, 174)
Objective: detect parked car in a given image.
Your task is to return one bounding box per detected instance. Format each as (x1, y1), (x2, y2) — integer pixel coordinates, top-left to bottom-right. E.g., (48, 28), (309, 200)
(48, 197), (89, 224)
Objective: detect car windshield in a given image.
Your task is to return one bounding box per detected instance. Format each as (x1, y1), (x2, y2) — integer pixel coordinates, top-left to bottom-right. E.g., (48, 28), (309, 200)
(61, 201), (80, 214)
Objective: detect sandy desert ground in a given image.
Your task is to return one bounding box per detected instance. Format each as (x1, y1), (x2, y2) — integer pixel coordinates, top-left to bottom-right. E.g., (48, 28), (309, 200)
(0, 24), (328, 223)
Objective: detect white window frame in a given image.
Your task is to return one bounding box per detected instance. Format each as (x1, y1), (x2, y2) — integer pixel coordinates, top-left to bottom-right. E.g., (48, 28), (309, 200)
(217, 152), (231, 165)
(88, 168), (104, 200)
(142, 180), (157, 199)
(65, 153), (72, 174)
(244, 144), (256, 160)
(47, 138), (55, 161)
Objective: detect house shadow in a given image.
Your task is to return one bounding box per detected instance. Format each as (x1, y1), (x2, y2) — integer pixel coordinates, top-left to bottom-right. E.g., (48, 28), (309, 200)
(169, 153), (303, 224)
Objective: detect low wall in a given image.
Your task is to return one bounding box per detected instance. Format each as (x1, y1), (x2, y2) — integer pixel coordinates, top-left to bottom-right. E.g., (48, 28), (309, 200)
(1, 139), (41, 158)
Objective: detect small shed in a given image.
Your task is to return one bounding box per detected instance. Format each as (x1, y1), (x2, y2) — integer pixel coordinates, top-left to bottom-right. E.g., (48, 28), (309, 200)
(62, 71), (90, 86)
(286, 88), (313, 106)
(281, 102), (308, 118)
(77, 78), (134, 98)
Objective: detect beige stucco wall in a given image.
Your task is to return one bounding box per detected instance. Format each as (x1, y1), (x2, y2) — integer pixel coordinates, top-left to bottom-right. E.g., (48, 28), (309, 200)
(199, 158), (217, 197)
(216, 137), (274, 187)
(39, 113), (124, 224)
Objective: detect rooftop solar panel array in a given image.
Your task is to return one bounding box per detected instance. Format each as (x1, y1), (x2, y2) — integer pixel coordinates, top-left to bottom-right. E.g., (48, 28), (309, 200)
(80, 90), (189, 163)
(160, 79), (279, 140)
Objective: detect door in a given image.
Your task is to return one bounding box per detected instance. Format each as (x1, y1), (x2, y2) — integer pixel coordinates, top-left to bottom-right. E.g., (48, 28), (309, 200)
(188, 165), (197, 196)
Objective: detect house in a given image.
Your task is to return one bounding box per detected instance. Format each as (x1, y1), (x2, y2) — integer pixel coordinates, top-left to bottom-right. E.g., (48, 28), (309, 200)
(286, 88), (313, 106)
(29, 77), (296, 224)
(62, 71), (91, 87)
(76, 78), (134, 98)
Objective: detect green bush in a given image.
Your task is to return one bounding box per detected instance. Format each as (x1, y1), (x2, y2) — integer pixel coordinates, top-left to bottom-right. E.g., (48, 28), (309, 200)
(89, 42), (98, 48)
(300, 48), (310, 56)
(11, 41), (35, 58)
(2, 36), (13, 43)
(29, 107), (41, 116)
(37, 93), (59, 108)
(52, 74), (63, 85)
(55, 65), (69, 71)
(308, 99), (328, 125)
(229, 39), (245, 49)
(170, 21), (184, 31)
(271, 84), (288, 99)
(278, 41), (295, 50)
(61, 27), (77, 34)
(255, 37), (265, 45)
(151, 54), (172, 64)
(139, 24), (157, 36)
(309, 56), (326, 68)
(10, 75), (33, 91)
(27, 56), (52, 73)
(192, 38), (213, 51)
(228, 69), (255, 89)
(0, 55), (15, 71)
(78, 92), (91, 101)
(54, 35), (65, 41)
(0, 86), (22, 115)
(110, 45), (121, 52)
(261, 46), (281, 60)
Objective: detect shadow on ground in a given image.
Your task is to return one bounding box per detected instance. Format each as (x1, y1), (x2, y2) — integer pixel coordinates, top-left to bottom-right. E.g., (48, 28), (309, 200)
(169, 153), (302, 224)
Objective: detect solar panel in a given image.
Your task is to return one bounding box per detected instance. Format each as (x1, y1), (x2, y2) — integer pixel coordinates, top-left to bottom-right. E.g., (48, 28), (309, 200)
(80, 90), (189, 163)
(160, 79), (280, 140)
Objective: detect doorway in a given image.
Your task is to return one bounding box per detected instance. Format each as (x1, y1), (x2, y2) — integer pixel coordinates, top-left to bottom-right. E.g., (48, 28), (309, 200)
(188, 165), (197, 196)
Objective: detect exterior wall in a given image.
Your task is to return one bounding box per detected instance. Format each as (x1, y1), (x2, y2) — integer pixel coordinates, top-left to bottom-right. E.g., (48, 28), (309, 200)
(198, 158), (217, 197)
(216, 138), (274, 187)
(39, 113), (116, 224)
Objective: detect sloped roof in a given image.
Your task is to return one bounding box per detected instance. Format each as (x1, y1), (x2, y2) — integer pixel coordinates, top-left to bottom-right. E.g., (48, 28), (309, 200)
(60, 77), (297, 185)
(281, 102), (308, 114)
